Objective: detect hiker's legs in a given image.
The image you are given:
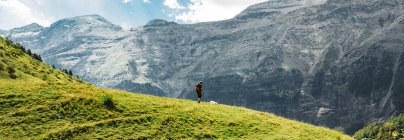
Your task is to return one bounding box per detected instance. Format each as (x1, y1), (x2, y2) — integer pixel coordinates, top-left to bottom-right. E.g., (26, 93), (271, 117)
(197, 92), (202, 103)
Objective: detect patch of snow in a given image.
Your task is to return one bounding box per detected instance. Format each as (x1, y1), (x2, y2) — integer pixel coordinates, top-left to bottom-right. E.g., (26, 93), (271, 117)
(317, 107), (333, 117)
(301, 49), (309, 54)
(300, 89), (305, 95)
(281, 63), (290, 71)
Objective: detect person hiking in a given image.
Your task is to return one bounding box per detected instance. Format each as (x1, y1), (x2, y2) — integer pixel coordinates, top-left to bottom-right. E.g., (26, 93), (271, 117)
(195, 81), (203, 103)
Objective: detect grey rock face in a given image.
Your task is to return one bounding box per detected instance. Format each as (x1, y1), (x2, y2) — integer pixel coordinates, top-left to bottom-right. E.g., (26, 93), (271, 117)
(2, 0), (404, 134)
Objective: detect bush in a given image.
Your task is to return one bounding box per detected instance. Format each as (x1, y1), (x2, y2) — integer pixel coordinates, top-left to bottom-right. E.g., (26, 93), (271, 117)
(101, 95), (115, 109)
(0, 62), (5, 71)
(9, 73), (17, 79)
(7, 67), (15, 74)
(355, 114), (404, 140)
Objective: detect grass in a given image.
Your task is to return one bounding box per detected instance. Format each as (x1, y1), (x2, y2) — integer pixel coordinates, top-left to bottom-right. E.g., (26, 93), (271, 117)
(0, 37), (353, 139)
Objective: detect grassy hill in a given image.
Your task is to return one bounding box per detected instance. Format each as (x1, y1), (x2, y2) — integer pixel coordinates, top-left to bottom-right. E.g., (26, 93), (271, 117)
(0, 36), (353, 139)
(354, 114), (404, 140)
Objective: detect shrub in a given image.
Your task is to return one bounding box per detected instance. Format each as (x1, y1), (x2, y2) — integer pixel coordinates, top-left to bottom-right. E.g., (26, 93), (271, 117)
(7, 67), (15, 74)
(355, 114), (404, 139)
(0, 62), (5, 71)
(9, 73), (17, 79)
(42, 75), (48, 81)
(101, 95), (115, 109)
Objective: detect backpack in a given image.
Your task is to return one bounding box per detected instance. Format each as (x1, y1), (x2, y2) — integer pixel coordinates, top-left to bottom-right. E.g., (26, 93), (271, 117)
(195, 83), (202, 92)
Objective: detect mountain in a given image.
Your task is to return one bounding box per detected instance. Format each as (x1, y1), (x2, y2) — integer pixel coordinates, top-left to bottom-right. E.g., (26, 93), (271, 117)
(2, 0), (404, 134)
(0, 37), (352, 139)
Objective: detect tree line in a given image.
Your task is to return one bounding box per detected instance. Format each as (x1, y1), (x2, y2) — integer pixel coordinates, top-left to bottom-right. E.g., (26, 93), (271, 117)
(2, 37), (77, 78)
(52, 64), (74, 76)
(4, 37), (42, 62)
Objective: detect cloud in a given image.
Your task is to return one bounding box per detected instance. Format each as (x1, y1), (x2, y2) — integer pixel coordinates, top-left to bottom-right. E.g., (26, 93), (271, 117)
(122, 0), (131, 4)
(0, 0), (51, 29)
(0, 0), (142, 30)
(164, 0), (184, 9)
(0, 0), (295, 30)
(174, 0), (268, 23)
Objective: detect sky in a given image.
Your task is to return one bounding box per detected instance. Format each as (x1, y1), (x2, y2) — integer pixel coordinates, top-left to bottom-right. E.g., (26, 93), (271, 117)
(0, 0), (268, 30)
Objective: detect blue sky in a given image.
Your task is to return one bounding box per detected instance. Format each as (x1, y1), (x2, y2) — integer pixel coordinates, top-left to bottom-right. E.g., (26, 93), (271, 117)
(0, 0), (268, 30)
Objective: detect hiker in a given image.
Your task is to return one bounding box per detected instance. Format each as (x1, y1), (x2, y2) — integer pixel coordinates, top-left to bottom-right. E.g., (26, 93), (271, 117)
(195, 81), (203, 103)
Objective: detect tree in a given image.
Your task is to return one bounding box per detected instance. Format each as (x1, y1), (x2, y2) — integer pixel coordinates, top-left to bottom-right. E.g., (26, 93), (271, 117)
(21, 46), (26, 53)
(68, 69), (73, 76)
(63, 69), (68, 75)
(5, 38), (12, 45)
(27, 49), (32, 56)
(31, 53), (42, 62)
(36, 54), (42, 62)
(379, 17), (385, 27)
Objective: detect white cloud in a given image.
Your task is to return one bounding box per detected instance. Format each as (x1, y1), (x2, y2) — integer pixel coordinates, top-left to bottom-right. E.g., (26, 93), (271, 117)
(174, 0), (268, 23)
(164, 0), (184, 9)
(143, 0), (150, 4)
(122, 0), (131, 4)
(0, 0), (137, 30)
(120, 22), (131, 30)
(0, 0), (51, 29)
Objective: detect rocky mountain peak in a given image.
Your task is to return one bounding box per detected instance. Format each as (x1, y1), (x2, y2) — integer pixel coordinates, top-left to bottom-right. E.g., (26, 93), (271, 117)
(235, 0), (328, 19)
(16, 23), (43, 30)
(144, 19), (178, 27)
(9, 23), (44, 35)
(49, 14), (122, 31)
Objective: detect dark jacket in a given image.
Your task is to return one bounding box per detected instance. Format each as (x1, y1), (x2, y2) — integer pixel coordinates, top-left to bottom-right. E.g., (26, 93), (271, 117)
(195, 83), (203, 93)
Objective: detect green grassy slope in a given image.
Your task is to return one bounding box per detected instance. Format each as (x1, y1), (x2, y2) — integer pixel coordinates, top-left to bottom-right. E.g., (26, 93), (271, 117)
(0, 37), (353, 139)
(354, 114), (404, 140)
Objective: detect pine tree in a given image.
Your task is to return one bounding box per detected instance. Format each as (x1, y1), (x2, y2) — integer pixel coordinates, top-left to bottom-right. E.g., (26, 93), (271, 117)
(63, 69), (68, 75)
(27, 49), (32, 56)
(37, 54), (42, 62)
(5, 38), (12, 45)
(52, 65), (56, 69)
(68, 70), (73, 76)
(21, 46), (26, 53)
(31, 53), (42, 62)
